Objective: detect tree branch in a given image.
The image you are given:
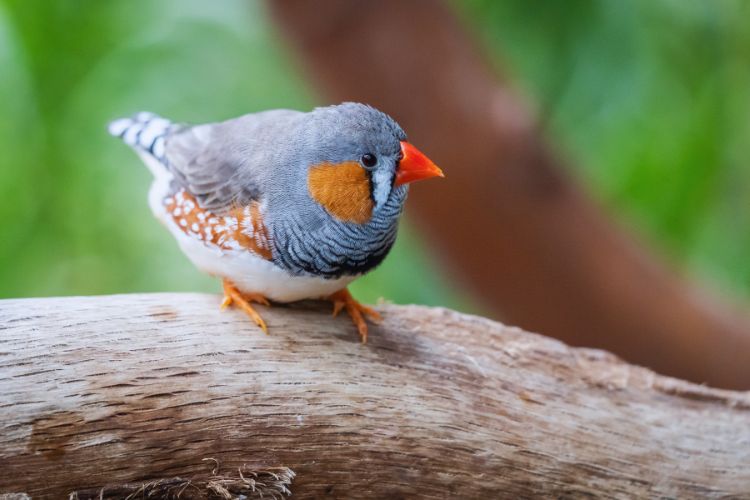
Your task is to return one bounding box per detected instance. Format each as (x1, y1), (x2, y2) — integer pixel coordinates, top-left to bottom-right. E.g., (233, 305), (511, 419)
(1, 294), (748, 498)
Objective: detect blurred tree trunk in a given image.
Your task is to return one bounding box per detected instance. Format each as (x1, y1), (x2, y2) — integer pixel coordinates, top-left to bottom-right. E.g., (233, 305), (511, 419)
(268, 0), (750, 389)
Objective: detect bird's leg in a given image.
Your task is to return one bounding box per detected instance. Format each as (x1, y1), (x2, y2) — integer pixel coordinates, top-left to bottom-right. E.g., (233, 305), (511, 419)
(220, 279), (270, 334)
(326, 288), (382, 343)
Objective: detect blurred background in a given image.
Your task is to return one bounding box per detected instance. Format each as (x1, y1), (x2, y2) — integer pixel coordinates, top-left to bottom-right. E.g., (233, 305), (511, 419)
(1, 0), (749, 386)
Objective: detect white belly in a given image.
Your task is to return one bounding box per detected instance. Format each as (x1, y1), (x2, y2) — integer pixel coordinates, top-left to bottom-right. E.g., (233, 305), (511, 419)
(146, 167), (357, 302)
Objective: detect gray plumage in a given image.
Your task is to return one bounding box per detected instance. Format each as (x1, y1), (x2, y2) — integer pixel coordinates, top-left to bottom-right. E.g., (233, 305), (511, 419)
(109, 103), (409, 279)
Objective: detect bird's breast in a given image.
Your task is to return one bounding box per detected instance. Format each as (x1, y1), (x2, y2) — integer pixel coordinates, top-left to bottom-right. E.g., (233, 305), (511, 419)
(270, 187), (406, 279)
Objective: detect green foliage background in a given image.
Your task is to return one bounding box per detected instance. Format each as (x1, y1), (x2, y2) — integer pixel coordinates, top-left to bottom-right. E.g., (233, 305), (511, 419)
(1, 0), (749, 309)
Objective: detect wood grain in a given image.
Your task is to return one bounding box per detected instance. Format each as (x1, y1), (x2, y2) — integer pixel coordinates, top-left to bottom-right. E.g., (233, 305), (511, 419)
(0, 293), (749, 498)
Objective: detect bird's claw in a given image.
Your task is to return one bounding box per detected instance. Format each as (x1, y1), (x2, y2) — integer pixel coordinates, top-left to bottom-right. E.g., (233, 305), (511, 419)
(221, 280), (269, 334)
(327, 289), (381, 343)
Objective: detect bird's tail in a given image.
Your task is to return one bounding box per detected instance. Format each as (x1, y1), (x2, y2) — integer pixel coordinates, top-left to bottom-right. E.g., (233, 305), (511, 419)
(108, 112), (177, 177)
(108, 111), (178, 159)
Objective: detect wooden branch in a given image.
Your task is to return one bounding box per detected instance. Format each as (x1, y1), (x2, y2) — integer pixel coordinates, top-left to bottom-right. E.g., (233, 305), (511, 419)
(1, 294), (748, 498)
(267, 0), (750, 390)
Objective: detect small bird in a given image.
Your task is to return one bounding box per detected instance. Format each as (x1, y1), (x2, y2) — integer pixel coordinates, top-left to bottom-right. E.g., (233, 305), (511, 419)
(108, 103), (443, 342)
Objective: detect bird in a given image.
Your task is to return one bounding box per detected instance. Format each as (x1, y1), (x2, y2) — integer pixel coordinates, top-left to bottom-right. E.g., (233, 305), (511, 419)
(108, 103), (443, 342)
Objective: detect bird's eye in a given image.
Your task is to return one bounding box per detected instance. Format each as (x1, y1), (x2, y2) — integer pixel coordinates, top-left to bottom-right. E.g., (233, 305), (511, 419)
(361, 153), (377, 168)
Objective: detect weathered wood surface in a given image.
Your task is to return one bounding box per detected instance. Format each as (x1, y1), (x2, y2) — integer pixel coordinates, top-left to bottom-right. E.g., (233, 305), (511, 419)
(0, 293), (749, 499)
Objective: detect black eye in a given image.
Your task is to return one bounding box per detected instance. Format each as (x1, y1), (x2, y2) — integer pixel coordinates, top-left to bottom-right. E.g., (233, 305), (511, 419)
(361, 153), (377, 168)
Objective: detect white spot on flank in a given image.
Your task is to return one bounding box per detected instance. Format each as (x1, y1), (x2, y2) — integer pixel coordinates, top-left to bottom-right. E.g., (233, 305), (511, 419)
(223, 217), (238, 230)
(173, 208), (182, 216)
(180, 219), (187, 227)
(191, 223), (200, 232)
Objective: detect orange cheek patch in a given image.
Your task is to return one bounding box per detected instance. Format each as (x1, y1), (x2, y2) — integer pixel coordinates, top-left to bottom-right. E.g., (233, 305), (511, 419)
(163, 190), (272, 260)
(308, 161), (374, 224)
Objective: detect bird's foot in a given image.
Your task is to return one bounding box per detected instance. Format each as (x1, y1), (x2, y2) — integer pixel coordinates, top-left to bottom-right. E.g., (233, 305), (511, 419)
(221, 279), (270, 334)
(326, 288), (382, 343)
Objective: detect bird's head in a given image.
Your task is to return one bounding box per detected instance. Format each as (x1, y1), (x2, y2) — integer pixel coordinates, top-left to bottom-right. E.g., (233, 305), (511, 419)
(302, 103), (443, 224)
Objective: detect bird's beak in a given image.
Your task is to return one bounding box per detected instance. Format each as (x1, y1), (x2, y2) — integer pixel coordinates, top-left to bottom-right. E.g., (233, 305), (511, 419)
(395, 141), (444, 186)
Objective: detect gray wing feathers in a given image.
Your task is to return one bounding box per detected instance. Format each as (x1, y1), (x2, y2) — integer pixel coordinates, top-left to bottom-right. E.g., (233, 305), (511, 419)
(111, 109), (302, 212)
(166, 110), (303, 211)
(163, 123), (253, 210)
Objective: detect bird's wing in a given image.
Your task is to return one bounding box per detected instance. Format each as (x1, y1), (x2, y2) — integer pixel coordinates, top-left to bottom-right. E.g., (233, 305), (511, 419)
(164, 124), (251, 211)
(163, 110), (301, 212)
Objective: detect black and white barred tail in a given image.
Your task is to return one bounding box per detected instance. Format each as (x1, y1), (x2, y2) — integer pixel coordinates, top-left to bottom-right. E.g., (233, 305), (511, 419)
(108, 112), (177, 169)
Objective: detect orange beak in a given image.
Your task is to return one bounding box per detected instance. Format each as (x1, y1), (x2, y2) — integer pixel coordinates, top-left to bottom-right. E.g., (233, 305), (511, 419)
(395, 141), (444, 186)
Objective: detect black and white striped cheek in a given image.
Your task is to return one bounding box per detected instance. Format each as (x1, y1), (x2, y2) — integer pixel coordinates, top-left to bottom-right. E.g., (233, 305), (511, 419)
(371, 168), (394, 209)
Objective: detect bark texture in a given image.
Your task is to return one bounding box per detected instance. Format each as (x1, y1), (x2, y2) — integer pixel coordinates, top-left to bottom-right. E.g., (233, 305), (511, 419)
(267, 0), (750, 390)
(1, 293), (749, 499)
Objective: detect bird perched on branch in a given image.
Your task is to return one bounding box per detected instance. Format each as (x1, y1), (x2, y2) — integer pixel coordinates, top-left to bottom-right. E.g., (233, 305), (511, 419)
(109, 103), (443, 342)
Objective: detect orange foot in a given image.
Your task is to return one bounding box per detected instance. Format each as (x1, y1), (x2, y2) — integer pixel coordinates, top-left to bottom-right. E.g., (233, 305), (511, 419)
(327, 288), (382, 343)
(220, 279), (270, 334)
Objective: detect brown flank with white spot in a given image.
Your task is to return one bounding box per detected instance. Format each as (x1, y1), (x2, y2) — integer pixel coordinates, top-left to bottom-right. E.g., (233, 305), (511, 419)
(163, 190), (272, 260)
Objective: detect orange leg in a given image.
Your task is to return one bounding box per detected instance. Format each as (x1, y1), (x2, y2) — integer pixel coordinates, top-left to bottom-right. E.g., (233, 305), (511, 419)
(326, 288), (382, 343)
(220, 279), (270, 334)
